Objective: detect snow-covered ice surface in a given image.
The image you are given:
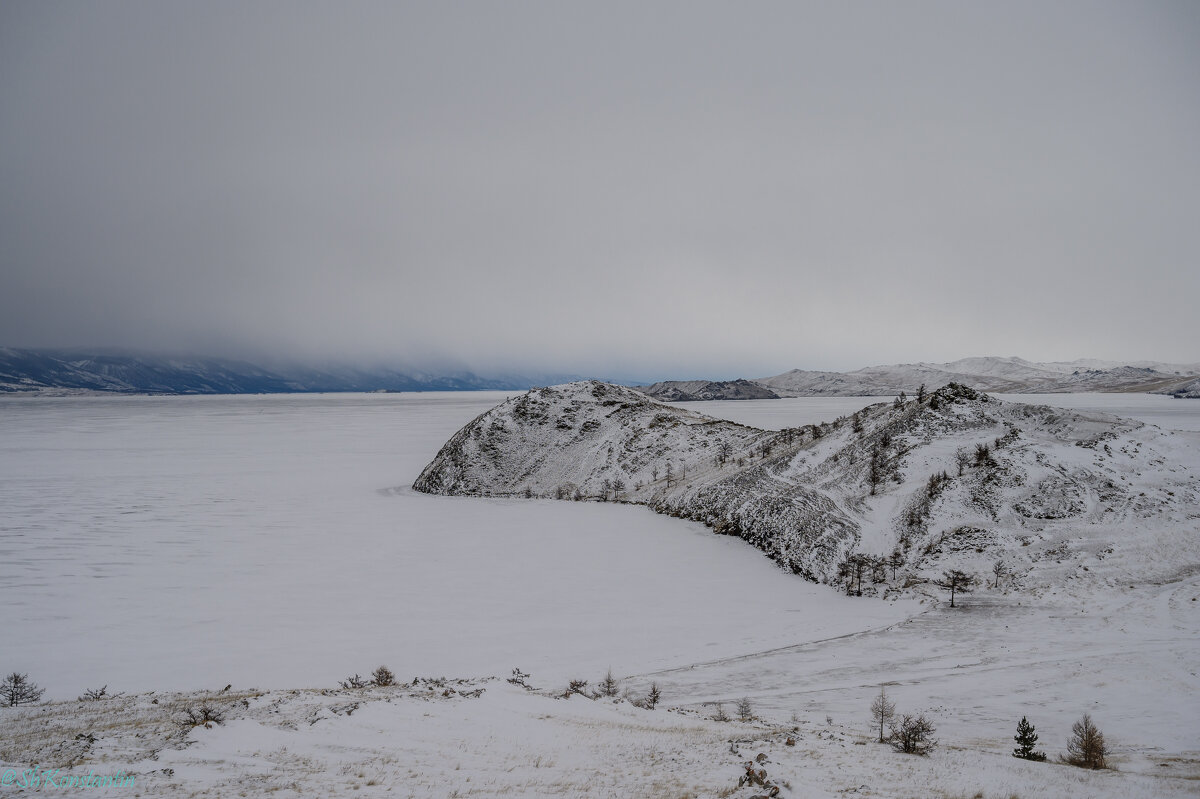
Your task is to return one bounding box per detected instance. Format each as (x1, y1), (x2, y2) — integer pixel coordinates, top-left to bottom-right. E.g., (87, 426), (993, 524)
(992, 392), (1200, 432)
(0, 392), (912, 699)
(2, 391), (1198, 797)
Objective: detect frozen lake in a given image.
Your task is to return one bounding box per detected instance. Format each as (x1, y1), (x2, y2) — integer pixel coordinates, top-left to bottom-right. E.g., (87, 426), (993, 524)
(1, 391), (912, 699)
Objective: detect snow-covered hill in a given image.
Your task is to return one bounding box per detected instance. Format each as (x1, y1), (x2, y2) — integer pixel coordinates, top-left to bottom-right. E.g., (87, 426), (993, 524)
(1158, 376), (1200, 399)
(755, 356), (1200, 397)
(637, 377), (780, 401)
(415, 381), (1199, 588)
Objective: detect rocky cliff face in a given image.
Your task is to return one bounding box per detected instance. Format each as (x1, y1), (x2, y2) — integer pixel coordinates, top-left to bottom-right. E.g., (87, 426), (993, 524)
(415, 381), (1199, 587)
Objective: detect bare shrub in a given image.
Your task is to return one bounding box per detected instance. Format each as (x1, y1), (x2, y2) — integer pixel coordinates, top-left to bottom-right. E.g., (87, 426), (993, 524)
(181, 704), (225, 730)
(371, 665), (396, 687)
(736, 696), (754, 722)
(79, 685), (122, 702)
(890, 713), (937, 755)
(340, 673), (368, 689)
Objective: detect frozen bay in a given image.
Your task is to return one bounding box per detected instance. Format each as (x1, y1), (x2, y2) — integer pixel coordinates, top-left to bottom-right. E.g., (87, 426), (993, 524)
(1, 391), (914, 699)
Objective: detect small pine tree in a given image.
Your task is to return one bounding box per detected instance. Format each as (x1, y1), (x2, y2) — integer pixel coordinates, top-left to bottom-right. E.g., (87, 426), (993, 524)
(1013, 716), (1047, 761)
(645, 682), (661, 709)
(869, 447), (883, 495)
(934, 569), (977, 608)
(371, 665), (395, 687)
(1, 672), (45, 706)
(598, 668), (620, 698)
(974, 442), (992, 466)
(736, 696), (754, 721)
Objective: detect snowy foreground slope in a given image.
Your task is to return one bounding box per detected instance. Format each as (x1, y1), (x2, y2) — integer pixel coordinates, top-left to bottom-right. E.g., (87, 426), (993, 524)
(5, 674), (1198, 799)
(414, 380), (1199, 589)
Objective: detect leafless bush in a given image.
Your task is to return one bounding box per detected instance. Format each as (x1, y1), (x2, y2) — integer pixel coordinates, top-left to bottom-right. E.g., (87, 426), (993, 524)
(340, 673), (368, 689)
(890, 713), (937, 755)
(713, 703), (730, 722)
(371, 665), (396, 687)
(79, 685), (122, 702)
(736, 696), (754, 722)
(180, 704), (225, 730)
(507, 668), (533, 689)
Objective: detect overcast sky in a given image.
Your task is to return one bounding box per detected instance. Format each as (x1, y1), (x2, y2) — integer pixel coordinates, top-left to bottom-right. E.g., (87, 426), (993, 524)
(1, 2), (1197, 379)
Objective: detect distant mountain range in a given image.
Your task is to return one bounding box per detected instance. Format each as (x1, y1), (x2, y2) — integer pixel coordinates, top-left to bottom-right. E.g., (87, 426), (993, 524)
(0, 348), (579, 395)
(5, 349), (1198, 398)
(636, 356), (1200, 401)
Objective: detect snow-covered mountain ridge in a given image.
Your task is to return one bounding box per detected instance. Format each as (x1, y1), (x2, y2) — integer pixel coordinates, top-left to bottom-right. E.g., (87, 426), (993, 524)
(0, 347), (576, 394)
(415, 380), (1199, 588)
(637, 377), (780, 401)
(754, 356), (1200, 397)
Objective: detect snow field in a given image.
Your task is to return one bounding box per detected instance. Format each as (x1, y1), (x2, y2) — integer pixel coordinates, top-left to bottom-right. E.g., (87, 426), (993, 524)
(2, 391), (1197, 797)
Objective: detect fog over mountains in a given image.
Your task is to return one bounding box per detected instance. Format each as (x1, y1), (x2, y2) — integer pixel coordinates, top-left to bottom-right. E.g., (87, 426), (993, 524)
(0, 348), (578, 395)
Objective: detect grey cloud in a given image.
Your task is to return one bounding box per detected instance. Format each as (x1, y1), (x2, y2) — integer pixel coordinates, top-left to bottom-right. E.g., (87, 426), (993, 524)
(2, 1), (1197, 379)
